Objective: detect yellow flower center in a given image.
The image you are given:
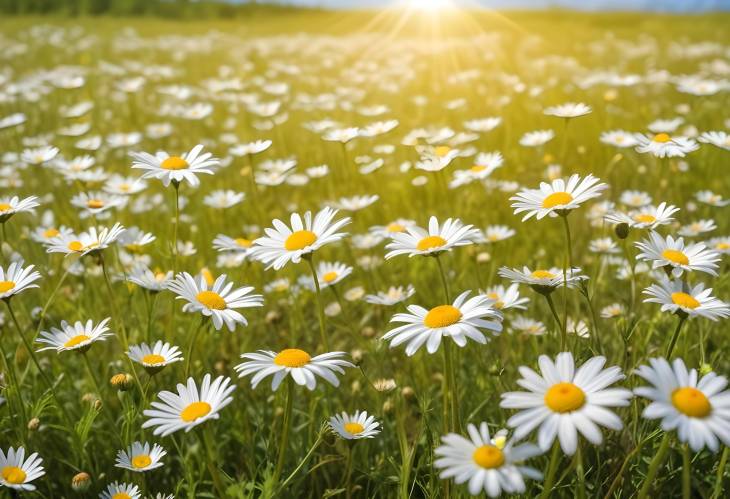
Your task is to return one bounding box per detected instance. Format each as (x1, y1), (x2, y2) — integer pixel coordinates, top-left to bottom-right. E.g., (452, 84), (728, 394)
(196, 291), (226, 310)
(1, 466), (26, 484)
(112, 493), (131, 499)
(716, 242), (730, 250)
(386, 222), (405, 233)
(68, 240), (84, 252)
(544, 382), (586, 413)
(531, 270), (555, 279)
(323, 271), (338, 283)
(434, 145), (451, 157)
(161, 156), (189, 170)
(0, 281), (16, 293)
(633, 214), (656, 224)
(672, 387), (711, 418)
(662, 249), (689, 265)
(119, 183), (131, 192)
(486, 292), (504, 309)
(142, 354), (166, 365)
(542, 191), (574, 209)
(424, 305), (462, 328)
(470, 165), (486, 172)
(284, 230), (317, 251)
(344, 422), (364, 434)
(201, 268), (214, 286)
(235, 238), (252, 248)
(64, 334), (90, 348)
(180, 401), (212, 422)
(131, 454), (152, 469)
(653, 133), (671, 143)
(125, 243), (143, 254)
(274, 348), (312, 367)
(86, 199), (104, 209)
(416, 235), (447, 251)
(671, 292), (700, 309)
(472, 445), (505, 469)
(43, 228), (60, 238)
(0, 203), (11, 212)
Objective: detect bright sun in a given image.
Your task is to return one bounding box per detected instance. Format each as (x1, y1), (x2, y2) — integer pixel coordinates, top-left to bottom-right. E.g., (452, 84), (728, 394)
(407, 0), (454, 10)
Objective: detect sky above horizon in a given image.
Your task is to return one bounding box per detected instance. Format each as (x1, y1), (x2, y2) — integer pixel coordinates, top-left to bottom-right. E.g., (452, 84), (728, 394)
(267, 0), (730, 11)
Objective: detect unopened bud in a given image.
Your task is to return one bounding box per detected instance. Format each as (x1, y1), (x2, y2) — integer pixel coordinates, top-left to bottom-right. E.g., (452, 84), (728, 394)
(614, 223), (630, 240)
(71, 472), (91, 492)
(27, 417), (40, 431)
(110, 373), (134, 391)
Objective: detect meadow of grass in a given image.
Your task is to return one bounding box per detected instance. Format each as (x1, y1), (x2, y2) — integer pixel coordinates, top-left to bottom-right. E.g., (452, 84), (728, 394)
(0, 7), (729, 498)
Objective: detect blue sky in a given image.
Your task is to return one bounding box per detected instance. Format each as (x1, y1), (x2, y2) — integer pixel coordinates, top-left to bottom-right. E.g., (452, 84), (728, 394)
(267, 0), (730, 11)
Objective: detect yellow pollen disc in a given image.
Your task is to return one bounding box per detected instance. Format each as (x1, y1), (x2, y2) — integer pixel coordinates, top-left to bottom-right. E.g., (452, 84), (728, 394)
(64, 334), (90, 348)
(344, 422), (364, 434)
(662, 249), (689, 266)
(43, 228), (60, 238)
(633, 214), (656, 224)
(154, 272), (167, 281)
(653, 133), (671, 143)
(284, 230), (317, 251)
(486, 292), (505, 309)
(180, 401), (212, 422)
(531, 270), (555, 279)
(0, 281), (16, 293)
(323, 271), (338, 283)
(68, 240), (84, 252)
(472, 445), (505, 469)
(434, 145), (451, 157)
(1, 466), (26, 484)
(196, 290), (226, 310)
(544, 382), (586, 413)
(131, 454), (152, 469)
(672, 387), (711, 418)
(274, 348), (311, 368)
(161, 156), (189, 170)
(0, 203), (11, 212)
(470, 165), (486, 172)
(424, 305), (462, 328)
(386, 223), (405, 233)
(112, 493), (131, 499)
(142, 354), (166, 365)
(542, 191), (574, 209)
(716, 243), (730, 250)
(417, 235), (447, 251)
(119, 183), (130, 192)
(86, 199), (104, 209)
(671, 292), (700, 309)
(235, 238), (252, 248)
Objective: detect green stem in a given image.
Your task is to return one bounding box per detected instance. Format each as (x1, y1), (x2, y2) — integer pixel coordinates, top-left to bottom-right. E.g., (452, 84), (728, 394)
(306, 255), (329, 351)
(682, 444), (691, 499)
(712, 446), (729, 499)
(576, 444), (586, 499)
(201, 425), (226, 496)
(666, 315), (688, 358)
(278, 430), (324, 491)
(435, 255), (450, 302)
(81, 351), (120, 441)
(544, 293), (564, 347)
(637, 433), (671, 499)
(538, 441), (562, 499)
(273, 378), (294, 486)
(344, 443), (355, 499)
(184, 317), (205, 378)
(0, 333), (27, 441)
(560, 215), (573, 348)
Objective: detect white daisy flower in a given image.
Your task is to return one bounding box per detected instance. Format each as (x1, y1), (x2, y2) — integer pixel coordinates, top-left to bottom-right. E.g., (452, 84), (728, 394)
(127, 266), (173, 292)
(480, 284), (529, 311)
(328, 410), (381, 440)
(103, 174), (147, 195)
(600, 303), (625, 319)
(203, 190), (245, 209)
(385, 216), (479, 259)
(235, 349), (354, 391)
(635, 231), (720, 277)
(45, 223), (126, 257)
(643, 278), (730, 321)
(115, 442), (166, 472)
(21, 145), (59, 165)
(0, 195), (40, 223)
(100, 482), (141, 499)
(37, 318), (112, 354)
(308, 261), (353, 289)
(70, 191), (126, 219)
(364, 285), (416, 305)
(678, 219), (717, 238)
(510, 316), (546, 336)
(229, 139), (272, 156)
(589, 237), (620, 255)
(127, 341), (183, 373)
(706, 236), (730, 255)
(698, 131), (730, 151)
(0, 447), (45, 491)
(510, 174), (608, 221)
(414, 145), (460, 172)
(478, 225), (516, 244)
(519, 130), (554, 147)
(251, 207), (351, 270)
(0, 260), (41, 300)
(166, 272), (263, 332)
(369, 219), (417, 238)
(498, 266), (587, 295)
(434, 422), (543, 497)
(600, 130), (640, 148)
(382, 291), (502, 356)
(634, 357), (730, 452)
(142, 374), (235, 436)
(464, 117), (502, 133)
(331, 195), (379, 212)
(619, 190), (652, 208)
(117, 226), (156, 253)
(634, 133), (699, 158)
(604, 202), (679, 230)
(500, 352), (632, 455)
(544, 102), (591, 119)
(695, 190), (730, 207)
(130, 144), (219, 187)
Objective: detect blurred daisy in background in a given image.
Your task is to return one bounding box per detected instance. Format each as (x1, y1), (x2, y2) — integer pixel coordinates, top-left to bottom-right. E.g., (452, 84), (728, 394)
(45, 223), (126, 257)
(364, 285), (416, 305)
(127, 341), (183, 373)
(544, 102), (592, 119)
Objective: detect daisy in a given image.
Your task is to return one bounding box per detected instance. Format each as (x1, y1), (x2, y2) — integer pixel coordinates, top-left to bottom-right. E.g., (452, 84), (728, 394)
(695, 190), (730, 207)
(331, 195), (379, 212)
(0, 447), (45, 491)
(600, 130), (640, 148)
(707, 236), (730, 255)
(0, 260), (41, 300)
(103, 174), (147, 196)
(481, 284), (529, 310)
(130, 144), (219, 187)
(600, 303), (625, 319)
(115, 442), (166, 472)
(498, 266), (587, 295)
(364, 285), (416, 305)
(501, 352), (632, 454)
(619, 190), (652, 208)
(166, 272), (263, 332)
(251, 207), (351, 270)
(643, 278), (730, 321)
(604, 202), (679, 230)
(127, 341), (183, 373)
(0, 195), (39, 223)
(385, 216), (479, 259)
(634, 357), (730, 451)
(589, 237), (619, 255)
(235, 349), (354, 391)
(45, 223), (126, 257)
(510, 316), (546, 336)
(118, 227), (156, 253)
(308, 261), (352, 289)
(634, 133), (699, 158)
(635, 231), (720, 277)
(142, 374), (235, 436)
(434, 422), (543, 497)
(369, 219), (417, 238)
(203, 190), (245, 209)
(213, 234), (255, 255)
(382, 291), (502, 356)
(70, 191), (126, 219)
(478, 225), (515, 244)
(21, 145), (58, 165)
(510, 174), (608, 221)
(544, 102), (591, 119)
(100, 482), (141, 499)
(329, 410), (381, 440)
(464, 117), (502, 133)
(519, 130), (554, 147)
(229, 139), (272, 156)
(414, 145), (460, 172)
(127, 266), (173, 292)
(698, 131), (730, 151)
(37, 318), (112, 354)
(678, 219), (717, 238)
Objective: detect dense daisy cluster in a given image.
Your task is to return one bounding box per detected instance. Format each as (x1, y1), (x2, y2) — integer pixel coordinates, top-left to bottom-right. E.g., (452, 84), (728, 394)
(0, 9), (729, 498)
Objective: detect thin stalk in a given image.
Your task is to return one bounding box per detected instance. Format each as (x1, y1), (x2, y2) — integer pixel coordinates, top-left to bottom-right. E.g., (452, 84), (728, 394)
(435, 255), (450, 302)
(184, 317), (205, 377)
(0, 337), (27, 440)
(560, 215), (573, 348)
(544, 293), (564, 348)
(682, 444), (691, 499)
(273, 378), (294, 487)
(576, 444), (587, 499)
(712, 446), (729, 499)
(538, 441), (562, 499)
(344, 443), (355, 499)
(201, 425), (226, 496)
(305, 255), (329, 351)
(637, 433), (671, 499)
(81, 351), (120, 440)
(666, 315), (688, 358)
(278, 430), (325, 491)
(170, 183), (180, 341)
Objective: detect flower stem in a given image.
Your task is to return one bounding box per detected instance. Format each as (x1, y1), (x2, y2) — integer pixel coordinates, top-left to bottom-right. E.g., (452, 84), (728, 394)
(306, 255), (329, 351)
(273, 378), (294, 487)
(560, 215), (573, 347)
(201, 425), (226, 496)
(435, 255), (450, 302)
(682, 444), (692, 499)
(666, 314), (688, 358)
(637, 433), (671, 499)
(576, 444), (587, 499)
(344, 443), (355, 499)
(712, 446), (729, 499)
(184, 317), (204, 378)
(538, 441), (562, 499)
(544, 293), (564, 348)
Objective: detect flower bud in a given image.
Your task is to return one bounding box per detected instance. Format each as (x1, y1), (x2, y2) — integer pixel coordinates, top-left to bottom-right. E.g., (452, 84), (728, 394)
(71, 472), (91, 492)
(110, 373), (134, 391)
(614, 222), (630, 240)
